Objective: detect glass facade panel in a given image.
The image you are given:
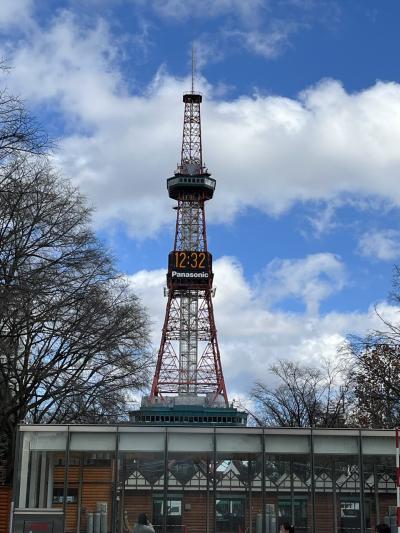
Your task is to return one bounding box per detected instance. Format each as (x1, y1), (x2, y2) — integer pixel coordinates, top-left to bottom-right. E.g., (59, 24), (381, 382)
(12, 427), (397, 533)
(119, 430), (165, 452)
(216, 432), (262, 533)
(70, 431), (116, 451)
(167, 440), (214, 533)
(215, 431), (263, 533)
(362, 452), (396, 533)
(120, 451), (165, 533)
(314, 453), (337, 533)
(271, 455), (311, 533)
(314, 436), (359, 455)
(216, 454), (262, 533)
(332, 454), (362, 533)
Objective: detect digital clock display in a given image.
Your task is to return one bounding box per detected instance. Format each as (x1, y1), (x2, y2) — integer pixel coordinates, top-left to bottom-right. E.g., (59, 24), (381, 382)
(168, 251), (212, 286)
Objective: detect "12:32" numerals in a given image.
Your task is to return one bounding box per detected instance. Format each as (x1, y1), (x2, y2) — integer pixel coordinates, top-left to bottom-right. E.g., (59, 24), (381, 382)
(175, 251), (206, 269)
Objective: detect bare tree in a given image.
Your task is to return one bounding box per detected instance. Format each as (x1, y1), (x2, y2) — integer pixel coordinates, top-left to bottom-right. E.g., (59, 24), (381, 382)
(0, 66), (48, 160)
(0, 156), (151, 483)
(251, 358), (351, 427)
(344, 266), (400, 428)
(346, 339), (400, 428)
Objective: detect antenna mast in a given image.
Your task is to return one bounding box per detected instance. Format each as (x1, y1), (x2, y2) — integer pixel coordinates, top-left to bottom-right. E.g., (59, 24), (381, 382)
(191, 45), (195, 94)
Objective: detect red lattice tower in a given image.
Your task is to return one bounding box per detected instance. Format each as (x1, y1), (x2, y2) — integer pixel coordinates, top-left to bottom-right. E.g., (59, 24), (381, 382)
(150, 82), (228, 406)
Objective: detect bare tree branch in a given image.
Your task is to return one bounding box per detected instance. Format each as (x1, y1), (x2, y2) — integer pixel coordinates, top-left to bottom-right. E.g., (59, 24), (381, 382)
(0, 156), (152, 483)
(250, 358), (350, 428)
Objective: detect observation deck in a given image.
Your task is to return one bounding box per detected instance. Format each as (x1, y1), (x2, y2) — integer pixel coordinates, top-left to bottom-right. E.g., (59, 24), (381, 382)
(183, 91), (202, 103)
(167, 172), (216, 200)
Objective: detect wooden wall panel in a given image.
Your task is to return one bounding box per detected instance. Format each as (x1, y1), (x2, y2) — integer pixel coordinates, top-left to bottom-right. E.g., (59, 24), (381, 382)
(54, 464), (114, 532)
(0, 486), (11, 533)
(315, 493), (334, 533)
(183, 491), (213, 533)
(123, 490), (153, 528)
(83, 466), (113, 483)
(53, 502), (78, 533)
(80, 482), (112, 532)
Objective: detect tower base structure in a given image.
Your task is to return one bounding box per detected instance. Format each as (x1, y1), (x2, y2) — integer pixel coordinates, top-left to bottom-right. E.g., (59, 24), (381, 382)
(130, 396), (247, 426)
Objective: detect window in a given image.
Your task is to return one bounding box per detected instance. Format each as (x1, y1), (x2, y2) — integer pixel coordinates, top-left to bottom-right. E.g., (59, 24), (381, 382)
(340, 496), (370, 532)
(84, 453), (111, 466)
(53, 487), (78, 504)
(216, 497), (245, 533)
(278, 496), (308, 531)
(56, 455), (80, 466)
(153, 498), (182, 531)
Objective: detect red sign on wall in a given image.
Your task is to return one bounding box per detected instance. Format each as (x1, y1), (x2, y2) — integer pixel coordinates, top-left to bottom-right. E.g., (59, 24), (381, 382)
(24, 522), (52, 532)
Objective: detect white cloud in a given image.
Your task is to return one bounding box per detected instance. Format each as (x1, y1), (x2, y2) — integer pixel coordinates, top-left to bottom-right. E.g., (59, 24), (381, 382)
(3, 12), (400, 238)
(139, 0), (264, 22)
(358, 229), (400, 261)
(128, 255), (397, 396)
(261, 253), (346, 314)
(229, 23), (298, 59)
(0, 0), (33, 29)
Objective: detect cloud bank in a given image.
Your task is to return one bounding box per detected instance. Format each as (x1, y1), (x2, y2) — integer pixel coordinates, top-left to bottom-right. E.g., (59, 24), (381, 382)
(1, 11), (400, 237)
(1, 5), (399, 398)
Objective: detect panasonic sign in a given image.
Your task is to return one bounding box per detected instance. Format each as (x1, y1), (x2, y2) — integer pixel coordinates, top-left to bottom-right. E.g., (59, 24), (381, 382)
(171, 271), (209, 279)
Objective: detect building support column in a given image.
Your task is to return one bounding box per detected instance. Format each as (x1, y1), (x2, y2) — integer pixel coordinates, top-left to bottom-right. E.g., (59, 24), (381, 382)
(374, 464), (380, 525)
(358, 430), (365, 533)
(213, 427), (217, 533)
(290, 458), (295, 526)
(28, 451), (39, 508)
(62, 427), (71, 533)
(112, 428), (120, 533)
(38, 452), (48, 508)
(332, 460), (337, 533)
(163, 428), (168, 533)
(310, 429), (316, 533)
(47, 454), (54, 508)
(261, 429), (266, 533)
(206, 458), (210, 533)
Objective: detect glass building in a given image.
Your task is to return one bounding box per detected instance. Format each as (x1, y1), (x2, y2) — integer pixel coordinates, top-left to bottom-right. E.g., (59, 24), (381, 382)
(12, 425), (396, 533)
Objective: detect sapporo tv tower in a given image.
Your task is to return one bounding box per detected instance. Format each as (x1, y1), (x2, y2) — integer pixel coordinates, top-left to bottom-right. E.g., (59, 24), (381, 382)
(131, 55), (246, 426)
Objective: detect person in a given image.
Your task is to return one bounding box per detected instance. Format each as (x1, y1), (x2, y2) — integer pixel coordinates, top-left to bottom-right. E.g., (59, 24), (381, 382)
(376, 524), (390, 533)
(133, 512), (155, 533)
(123, 510), (131, 533)
(280, 522), (295, 533)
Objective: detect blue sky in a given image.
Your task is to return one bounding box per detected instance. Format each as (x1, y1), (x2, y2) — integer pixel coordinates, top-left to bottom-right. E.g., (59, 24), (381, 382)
(2, 0), (400, 400)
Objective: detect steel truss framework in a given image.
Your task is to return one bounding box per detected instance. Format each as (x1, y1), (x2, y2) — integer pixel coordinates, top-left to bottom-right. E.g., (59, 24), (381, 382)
(150, 90), (227, 405)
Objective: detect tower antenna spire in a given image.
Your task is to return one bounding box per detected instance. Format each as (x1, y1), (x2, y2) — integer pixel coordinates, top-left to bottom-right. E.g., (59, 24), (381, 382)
(191, 44), (195, 93)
